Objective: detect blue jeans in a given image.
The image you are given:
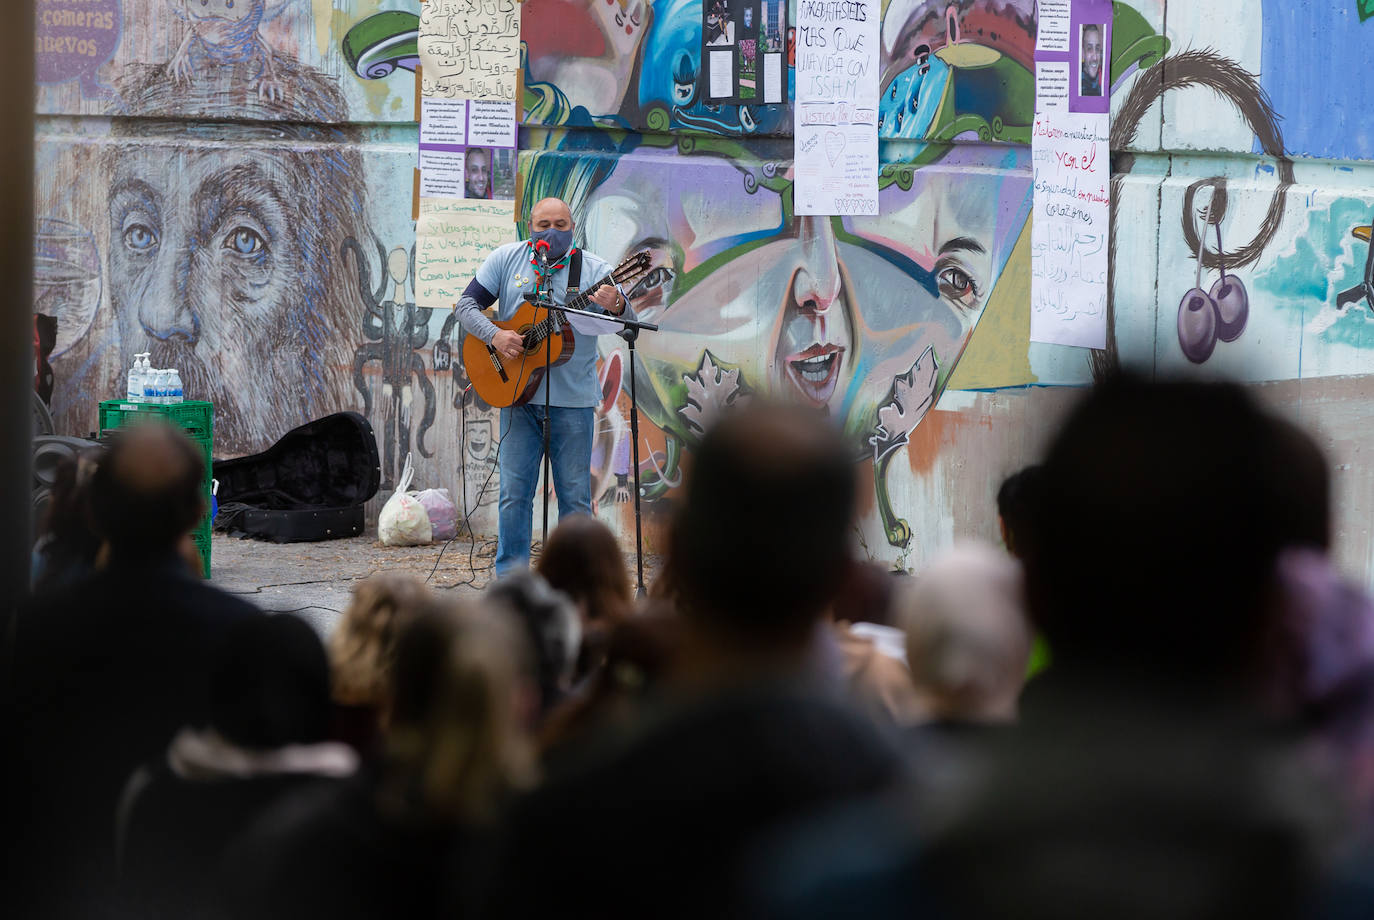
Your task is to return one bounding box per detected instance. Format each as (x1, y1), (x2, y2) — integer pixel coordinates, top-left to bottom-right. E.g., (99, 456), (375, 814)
(494, 404), (594, 575)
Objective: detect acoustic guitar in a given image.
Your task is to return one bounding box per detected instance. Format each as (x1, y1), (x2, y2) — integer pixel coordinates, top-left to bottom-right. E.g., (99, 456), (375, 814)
(462, 251), (652, 409)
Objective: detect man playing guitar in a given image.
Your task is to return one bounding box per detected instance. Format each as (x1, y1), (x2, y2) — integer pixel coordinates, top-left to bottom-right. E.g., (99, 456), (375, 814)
(453, 197), (632, 575)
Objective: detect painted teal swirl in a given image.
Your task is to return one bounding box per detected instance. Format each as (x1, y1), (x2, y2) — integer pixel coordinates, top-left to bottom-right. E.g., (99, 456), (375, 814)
(342, 11), (419, 80)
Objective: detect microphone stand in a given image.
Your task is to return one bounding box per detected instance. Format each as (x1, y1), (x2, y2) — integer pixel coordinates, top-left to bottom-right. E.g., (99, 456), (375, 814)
(621, 324), (648, 598)
(535, 246), (554, 551)
(547, 302), (658, 598)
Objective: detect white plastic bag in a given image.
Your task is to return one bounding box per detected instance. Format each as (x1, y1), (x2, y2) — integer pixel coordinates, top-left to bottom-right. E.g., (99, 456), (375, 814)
(378, 453), (432, 546)
(415, 488), (459, 542)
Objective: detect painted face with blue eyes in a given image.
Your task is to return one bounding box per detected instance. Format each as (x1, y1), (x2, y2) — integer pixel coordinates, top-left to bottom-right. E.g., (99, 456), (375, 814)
(582, 146), (1029, 447)
(107, 142), (302, 446)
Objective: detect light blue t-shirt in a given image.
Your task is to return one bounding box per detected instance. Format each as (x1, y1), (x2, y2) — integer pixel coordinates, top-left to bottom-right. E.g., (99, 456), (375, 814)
(455, 240), (635, 408)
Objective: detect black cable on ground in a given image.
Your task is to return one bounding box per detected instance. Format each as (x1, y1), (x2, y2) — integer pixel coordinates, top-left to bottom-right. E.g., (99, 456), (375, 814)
(428, 338), (535, 590)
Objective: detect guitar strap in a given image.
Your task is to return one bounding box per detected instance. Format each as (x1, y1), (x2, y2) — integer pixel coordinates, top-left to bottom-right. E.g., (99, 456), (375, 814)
(566, 249), (583, 297)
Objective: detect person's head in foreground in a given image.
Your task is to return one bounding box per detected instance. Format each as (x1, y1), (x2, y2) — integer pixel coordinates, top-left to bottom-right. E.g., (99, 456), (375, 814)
(330, 573), (437, 713)
(382, 602), (536, 823)
(900, 542), (1030, 724)
(205, 613), (333, 753)
(1023, 375), (1303, 688)
(537, 514), (633, 674)
(670, 401), (856, 660)
(484, 572), (582, 720)
(996, 465), (1044, 560)
(90, 422), (204, 563)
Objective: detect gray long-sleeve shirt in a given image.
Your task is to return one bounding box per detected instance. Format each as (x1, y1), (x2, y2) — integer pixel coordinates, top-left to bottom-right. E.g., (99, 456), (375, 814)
(454, 240), (634, 408)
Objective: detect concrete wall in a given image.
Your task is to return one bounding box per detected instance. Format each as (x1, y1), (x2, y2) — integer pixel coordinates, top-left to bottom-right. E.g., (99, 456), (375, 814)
(32, 1), (1374, 581)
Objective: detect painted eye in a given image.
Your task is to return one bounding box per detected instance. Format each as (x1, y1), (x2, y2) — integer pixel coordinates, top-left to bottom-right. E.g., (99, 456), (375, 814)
(123, 223), (158, 252)
(938, 266), (978, 301)
(225, 226), (265, 255)
(227, 0), (234, 7)
(628, 265), (675, 301)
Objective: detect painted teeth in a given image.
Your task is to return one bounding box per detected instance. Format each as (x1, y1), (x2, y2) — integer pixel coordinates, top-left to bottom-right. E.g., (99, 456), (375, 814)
(794, 353), (833, 382)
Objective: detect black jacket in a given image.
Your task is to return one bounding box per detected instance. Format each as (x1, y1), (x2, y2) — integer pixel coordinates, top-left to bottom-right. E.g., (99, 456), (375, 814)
(7, 553), (261, 919)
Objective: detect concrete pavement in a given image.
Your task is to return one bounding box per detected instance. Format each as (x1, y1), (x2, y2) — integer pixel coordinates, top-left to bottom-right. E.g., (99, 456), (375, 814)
(207, 528), (660, 638)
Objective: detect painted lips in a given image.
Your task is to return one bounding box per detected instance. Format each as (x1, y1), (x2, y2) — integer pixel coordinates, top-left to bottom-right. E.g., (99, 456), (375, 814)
(785, 343), (845, 406)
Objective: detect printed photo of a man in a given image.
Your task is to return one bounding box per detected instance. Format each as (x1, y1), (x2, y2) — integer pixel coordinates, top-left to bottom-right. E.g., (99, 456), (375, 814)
(1080, 23), (1103, 96)
(465, 147), (492, 200)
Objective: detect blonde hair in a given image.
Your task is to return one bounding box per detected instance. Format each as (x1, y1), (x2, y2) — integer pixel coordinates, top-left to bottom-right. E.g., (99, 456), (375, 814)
(329, 573), (434, 707)
(385, 607), (536, 824)
(900, 542), (1031, 722)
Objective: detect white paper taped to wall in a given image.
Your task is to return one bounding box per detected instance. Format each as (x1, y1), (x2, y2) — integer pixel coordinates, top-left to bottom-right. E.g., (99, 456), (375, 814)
(709, 49), (733, 99)
(1036, 61), (1070, 113)
(763, 53), (783, 104)
(1030, 110), (1110, 348)
(1036, 0), (1072, 53)
(420, 99), (467, 146)
(414, 197), (517, 310)
(419, 150), (466, 199)
(419, 0), (521, 101)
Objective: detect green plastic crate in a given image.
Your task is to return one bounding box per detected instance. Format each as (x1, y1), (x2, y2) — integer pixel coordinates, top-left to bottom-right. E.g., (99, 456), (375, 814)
(98, 399), (215, 578)
(99, 399), (213, 442)
(191, 525), (212, 579)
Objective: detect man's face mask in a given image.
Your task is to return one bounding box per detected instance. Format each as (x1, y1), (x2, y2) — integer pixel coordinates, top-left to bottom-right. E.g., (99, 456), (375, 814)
(532, 227), (574, 259)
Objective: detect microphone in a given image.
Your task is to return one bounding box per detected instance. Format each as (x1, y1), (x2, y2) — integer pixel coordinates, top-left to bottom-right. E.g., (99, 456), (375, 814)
(534, 238), (551, 268)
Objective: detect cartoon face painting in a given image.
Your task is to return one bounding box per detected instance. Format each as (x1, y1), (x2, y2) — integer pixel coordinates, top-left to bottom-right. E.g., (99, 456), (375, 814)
(575, 144), (1031, 450)
(523, 0), (648, 117)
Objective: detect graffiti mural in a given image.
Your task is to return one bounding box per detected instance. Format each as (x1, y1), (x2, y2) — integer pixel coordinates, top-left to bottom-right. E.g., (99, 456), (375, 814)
(98, 64), (365, 455)
(343, 10), (420, 80)
(30, 0), (1374, 575)
(36, 0), (404, 459)
(167, 0), (291, 100)
(345, 238), (437, 489)
(517, 0), (1041, 549)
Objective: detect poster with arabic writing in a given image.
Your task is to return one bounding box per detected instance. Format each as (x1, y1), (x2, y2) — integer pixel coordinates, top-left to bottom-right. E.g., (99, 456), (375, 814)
(418, 0), (520, 102)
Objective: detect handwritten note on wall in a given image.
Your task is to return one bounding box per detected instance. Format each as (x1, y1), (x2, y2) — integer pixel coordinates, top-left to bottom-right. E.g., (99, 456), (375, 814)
(415, 198), (517, 309)
(794, 0), (880, 216)
(1029, 112), (1109, 348)
(418, 0), (520, 102)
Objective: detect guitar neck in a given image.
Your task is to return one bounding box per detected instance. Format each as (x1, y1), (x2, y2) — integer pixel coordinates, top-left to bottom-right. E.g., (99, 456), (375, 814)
(525, 273), (615, 345)
(564, 273), (614, 314)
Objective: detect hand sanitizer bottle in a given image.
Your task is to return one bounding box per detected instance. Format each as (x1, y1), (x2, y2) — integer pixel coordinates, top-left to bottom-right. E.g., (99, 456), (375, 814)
(126, 356), (142, 403)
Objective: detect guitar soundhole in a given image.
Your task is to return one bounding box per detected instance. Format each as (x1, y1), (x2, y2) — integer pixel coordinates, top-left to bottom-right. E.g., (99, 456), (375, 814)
(517, 325), (535, 354)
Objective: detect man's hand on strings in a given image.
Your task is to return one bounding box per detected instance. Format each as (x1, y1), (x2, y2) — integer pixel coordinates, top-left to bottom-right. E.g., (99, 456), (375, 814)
(590, 283), (622, 314)
(493, 329), (525, 360)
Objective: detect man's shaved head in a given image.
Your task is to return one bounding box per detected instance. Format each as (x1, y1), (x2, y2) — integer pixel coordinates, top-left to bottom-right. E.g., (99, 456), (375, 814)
(91, 422), (205, 556)
(530, 197), (574, 231)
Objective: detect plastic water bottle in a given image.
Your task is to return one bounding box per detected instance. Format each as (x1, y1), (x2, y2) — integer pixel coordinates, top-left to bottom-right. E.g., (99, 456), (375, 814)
(169, 369), (184, 404)
(153, 369), (170, 405)
(142, 367), (158, 404)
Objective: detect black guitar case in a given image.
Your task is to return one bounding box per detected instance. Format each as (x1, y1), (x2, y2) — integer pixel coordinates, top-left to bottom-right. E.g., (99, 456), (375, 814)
(213, 412), (381, 543)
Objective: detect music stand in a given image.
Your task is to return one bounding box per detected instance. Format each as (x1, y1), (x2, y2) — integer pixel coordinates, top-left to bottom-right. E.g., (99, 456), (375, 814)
(534, 300), (658, 597)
